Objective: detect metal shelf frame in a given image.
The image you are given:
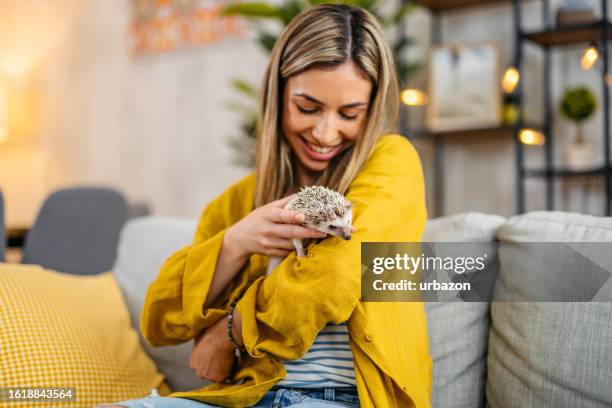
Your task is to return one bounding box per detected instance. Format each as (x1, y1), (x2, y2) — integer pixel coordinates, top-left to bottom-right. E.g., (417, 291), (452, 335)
(512, 0), (612, 215)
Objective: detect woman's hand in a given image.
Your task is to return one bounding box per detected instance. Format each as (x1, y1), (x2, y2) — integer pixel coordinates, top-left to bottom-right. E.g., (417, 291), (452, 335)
(189, 317), (235, 383)
(224, 194), (327, 259)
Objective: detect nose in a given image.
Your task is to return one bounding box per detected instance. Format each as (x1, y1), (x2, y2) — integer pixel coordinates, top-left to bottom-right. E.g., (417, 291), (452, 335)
(313, 114), (339, 146)
(342, 231), (351, 240)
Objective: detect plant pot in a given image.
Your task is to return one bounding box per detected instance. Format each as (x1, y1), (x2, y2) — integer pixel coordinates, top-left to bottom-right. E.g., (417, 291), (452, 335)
(564, 141), (597, 171)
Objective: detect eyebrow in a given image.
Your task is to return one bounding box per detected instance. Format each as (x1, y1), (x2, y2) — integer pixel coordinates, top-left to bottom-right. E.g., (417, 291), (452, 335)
(293, 93), (367, 109)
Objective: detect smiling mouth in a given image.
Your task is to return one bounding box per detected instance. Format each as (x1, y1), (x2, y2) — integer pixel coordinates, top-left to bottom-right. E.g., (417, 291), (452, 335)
(300, 136), (342, 154)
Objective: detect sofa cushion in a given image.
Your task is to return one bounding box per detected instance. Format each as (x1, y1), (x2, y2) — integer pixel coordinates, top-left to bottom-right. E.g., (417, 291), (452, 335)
(112, 217), (210, 392)
(0, 263), (170, 407)
(423, 212), (505, 408)
(488, 211), (612, 407)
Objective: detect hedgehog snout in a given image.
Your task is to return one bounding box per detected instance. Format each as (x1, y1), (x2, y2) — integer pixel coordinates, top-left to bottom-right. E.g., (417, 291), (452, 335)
(339, 227), (351, 240)
(334, 226), (352, 241)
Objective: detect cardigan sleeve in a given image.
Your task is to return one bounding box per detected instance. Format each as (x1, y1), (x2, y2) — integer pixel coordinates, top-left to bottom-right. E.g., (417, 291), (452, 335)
(140, 174), (255, 347)
(235, 135), (427, 360)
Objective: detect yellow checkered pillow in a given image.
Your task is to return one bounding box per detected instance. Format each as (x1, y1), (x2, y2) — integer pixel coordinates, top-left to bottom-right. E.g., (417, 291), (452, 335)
(0, 263), (171, 407)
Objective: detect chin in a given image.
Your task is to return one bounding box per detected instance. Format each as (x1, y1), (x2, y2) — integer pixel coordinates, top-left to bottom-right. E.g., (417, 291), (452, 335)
(299, 156), (329, 173)
(306, 162), (329, 173)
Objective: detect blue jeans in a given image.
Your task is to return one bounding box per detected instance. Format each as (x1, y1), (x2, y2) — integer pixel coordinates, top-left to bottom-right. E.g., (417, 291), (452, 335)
(108, 386), (360, 407)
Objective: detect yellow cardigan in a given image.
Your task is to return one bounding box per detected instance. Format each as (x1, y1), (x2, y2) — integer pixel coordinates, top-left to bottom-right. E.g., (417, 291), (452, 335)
(140, 133), (432, 408)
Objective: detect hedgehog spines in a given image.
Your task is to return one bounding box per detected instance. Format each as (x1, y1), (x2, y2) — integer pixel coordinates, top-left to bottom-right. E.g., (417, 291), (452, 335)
(287, 185), (351, 223)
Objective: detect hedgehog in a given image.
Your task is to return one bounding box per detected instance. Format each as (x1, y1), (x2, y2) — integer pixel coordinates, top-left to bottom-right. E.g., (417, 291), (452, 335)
(266, 185), (354, 275)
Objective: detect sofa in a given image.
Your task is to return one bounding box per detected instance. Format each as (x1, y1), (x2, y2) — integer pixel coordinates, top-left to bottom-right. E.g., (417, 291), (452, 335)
(108, 210), (611, 407)
(2, 211), (611, 407)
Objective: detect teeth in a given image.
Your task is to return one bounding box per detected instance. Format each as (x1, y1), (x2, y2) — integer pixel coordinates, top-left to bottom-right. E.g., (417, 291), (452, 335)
(307, 142), (336, 154)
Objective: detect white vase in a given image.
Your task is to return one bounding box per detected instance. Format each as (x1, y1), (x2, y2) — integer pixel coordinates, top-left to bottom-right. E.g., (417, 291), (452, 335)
(564, 141), (596, 171)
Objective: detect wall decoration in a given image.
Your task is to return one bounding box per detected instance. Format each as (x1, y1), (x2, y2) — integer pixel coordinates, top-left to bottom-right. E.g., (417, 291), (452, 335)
(426, 43), (502, 132)
(129, 0), (247, 56)
(556, 0), (596, 27)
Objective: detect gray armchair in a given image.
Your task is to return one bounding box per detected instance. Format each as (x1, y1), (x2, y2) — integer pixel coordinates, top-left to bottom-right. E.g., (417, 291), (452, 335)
(21, 187), (128, 275)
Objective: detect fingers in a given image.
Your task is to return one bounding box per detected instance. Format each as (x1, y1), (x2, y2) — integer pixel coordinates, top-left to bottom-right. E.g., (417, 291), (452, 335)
(266, 194), (313, 223)
(273, 224), (327, 240)
(260, 236), (295, 257)
(269, 208), (305, 224)
(265, 248), (293, 257)
(261, 237), (295, 251)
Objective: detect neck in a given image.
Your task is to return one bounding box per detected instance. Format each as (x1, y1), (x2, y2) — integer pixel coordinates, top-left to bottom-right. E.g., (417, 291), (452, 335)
(292, 162), (322, 194)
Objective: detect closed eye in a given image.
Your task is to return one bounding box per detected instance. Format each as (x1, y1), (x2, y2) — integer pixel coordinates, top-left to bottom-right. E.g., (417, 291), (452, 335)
(329, 225), (337, 230)
(297, 106), (358, 121)
(297, 106), (317, 114)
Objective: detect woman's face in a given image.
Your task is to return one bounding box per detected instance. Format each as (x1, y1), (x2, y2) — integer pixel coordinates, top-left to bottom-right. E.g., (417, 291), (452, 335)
(282, 60), (373, 178)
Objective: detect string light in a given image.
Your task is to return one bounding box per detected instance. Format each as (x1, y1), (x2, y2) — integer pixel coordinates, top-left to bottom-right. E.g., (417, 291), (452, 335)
(400, 89), (428, 106)
(519, 128), (545, 146)
(502, 66), (520, 93)
(581, 45), (599, 71)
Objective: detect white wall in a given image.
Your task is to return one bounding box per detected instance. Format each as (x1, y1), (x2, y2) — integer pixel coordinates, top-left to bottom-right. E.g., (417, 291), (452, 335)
(0, 0), (263, 225)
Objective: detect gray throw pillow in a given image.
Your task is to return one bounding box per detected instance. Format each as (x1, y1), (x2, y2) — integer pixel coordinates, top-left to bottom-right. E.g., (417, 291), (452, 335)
(423, 212), (505, 408)
(488, 211), (612, 407)
(112, 217), (210, 392)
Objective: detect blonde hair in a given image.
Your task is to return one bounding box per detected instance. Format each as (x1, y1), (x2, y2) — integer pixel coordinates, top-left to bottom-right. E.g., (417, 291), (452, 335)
(254, 3), (400, 208)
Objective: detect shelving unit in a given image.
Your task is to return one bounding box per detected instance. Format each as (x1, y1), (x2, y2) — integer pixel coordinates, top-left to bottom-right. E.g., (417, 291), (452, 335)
(524, 165), (611, 178)
(522, 20), (612, 46)
(427, 125), (516, 139)
(404, 0), (521, 217)
(513, 1), (612, 215)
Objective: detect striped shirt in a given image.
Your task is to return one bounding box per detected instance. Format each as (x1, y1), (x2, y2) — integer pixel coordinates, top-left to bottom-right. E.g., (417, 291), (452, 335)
(276, 322), (357, 388)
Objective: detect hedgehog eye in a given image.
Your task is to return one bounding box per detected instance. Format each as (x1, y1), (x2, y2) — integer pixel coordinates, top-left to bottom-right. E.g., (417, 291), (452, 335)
(329, 225), (337, 230)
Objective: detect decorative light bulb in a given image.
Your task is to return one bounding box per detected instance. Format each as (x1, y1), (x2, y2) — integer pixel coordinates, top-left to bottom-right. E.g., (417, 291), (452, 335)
(502, 66), (520, 93)
(519, 128), (545, 146)
(400, 89), (428, 106)
(581, 45), (599, 71)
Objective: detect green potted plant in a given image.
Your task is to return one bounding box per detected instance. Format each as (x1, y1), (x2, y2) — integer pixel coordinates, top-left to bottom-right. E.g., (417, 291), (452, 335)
(560, 86), (597, 170)
(221, 0), (420, 167)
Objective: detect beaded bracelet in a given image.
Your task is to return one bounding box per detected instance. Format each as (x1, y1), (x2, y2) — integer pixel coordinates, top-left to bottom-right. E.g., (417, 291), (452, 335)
(226, 298), (244, 366)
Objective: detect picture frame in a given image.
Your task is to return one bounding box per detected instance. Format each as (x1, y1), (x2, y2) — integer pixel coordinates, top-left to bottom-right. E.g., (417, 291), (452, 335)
(426, 43), (502, 132)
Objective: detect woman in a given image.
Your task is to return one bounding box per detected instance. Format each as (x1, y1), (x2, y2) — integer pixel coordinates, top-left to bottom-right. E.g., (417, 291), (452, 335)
(107, 3), (431, 408)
